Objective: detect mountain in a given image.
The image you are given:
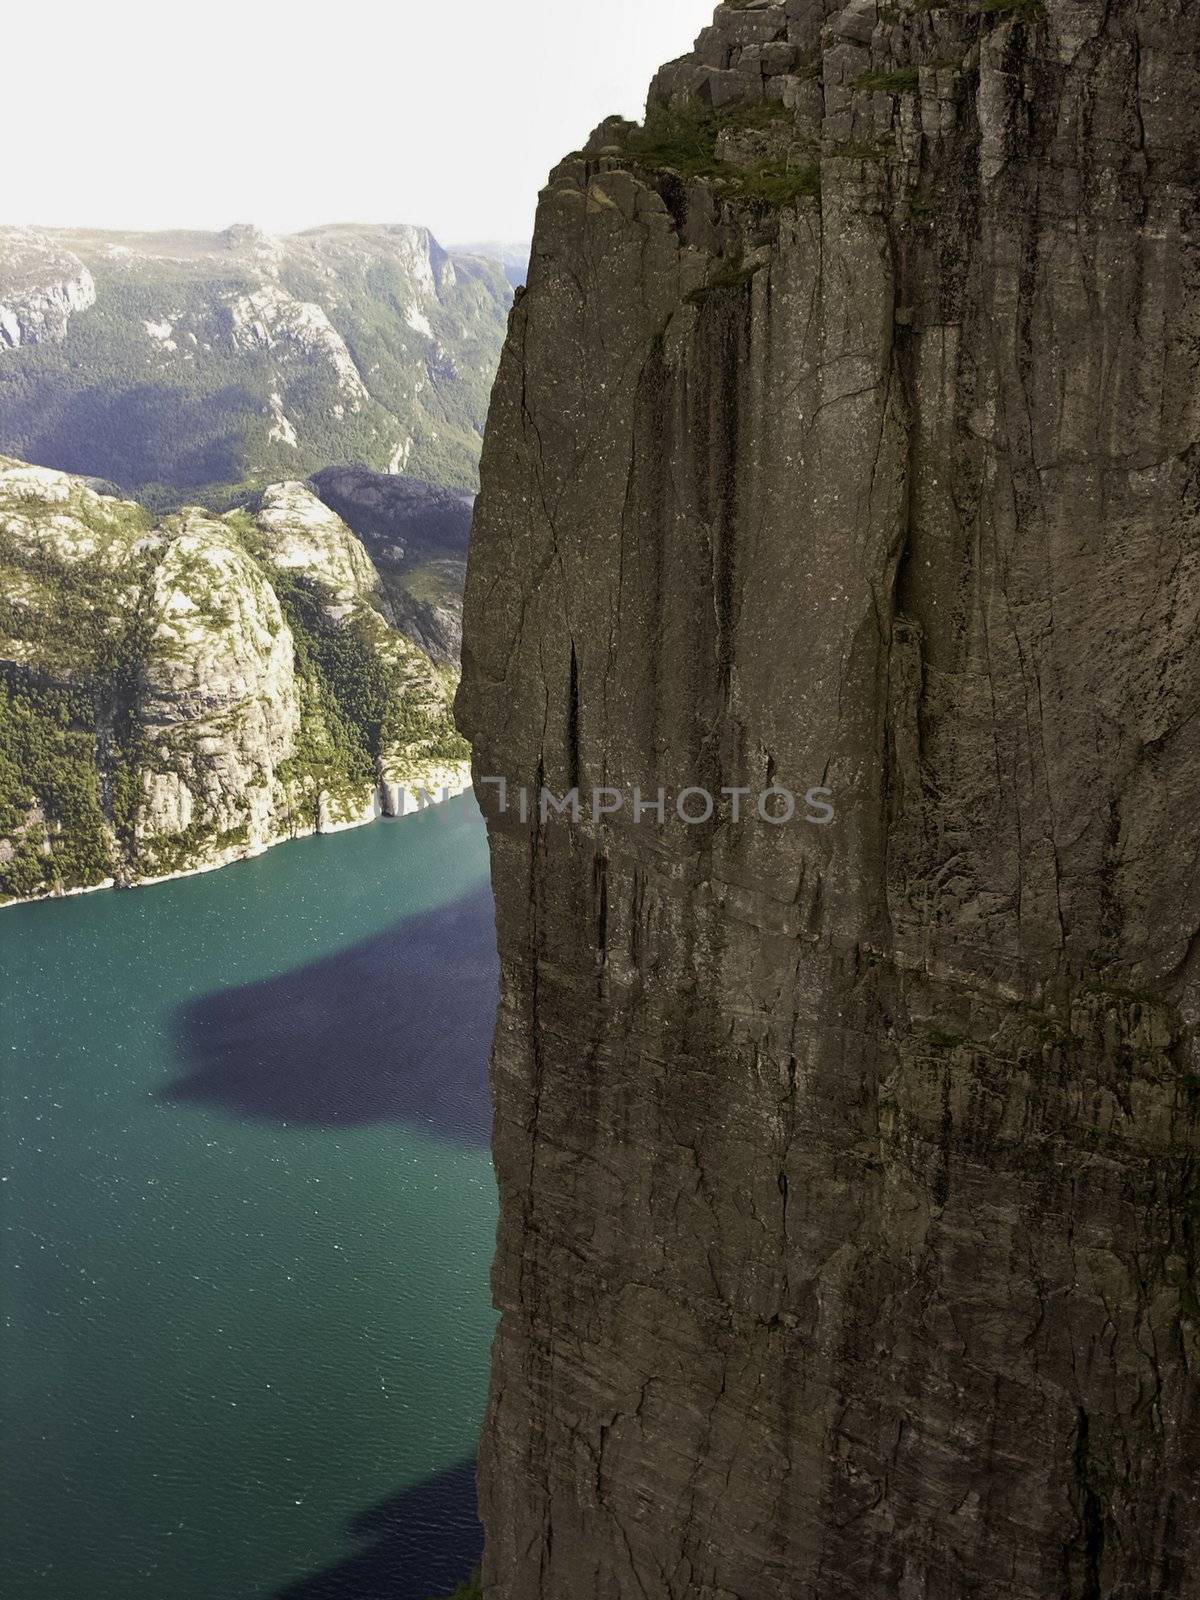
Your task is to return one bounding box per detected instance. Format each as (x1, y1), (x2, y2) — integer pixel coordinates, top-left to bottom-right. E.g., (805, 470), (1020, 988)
(456, 2), (1200, 1597)
(0, 223), (513, 500)
(451, 242), (530, 288)
(0, 456), (468, 905)
(309, 464), (472, 665)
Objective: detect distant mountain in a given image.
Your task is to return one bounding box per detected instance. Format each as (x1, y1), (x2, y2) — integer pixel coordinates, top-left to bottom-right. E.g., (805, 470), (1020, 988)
(452, 241), (530, 289)
(309, 465), (472, 665)
(0, 223), (513, 499)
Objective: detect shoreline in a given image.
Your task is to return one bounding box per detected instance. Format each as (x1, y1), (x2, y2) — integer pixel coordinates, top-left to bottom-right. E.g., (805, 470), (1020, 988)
(0, 769), (473, 913)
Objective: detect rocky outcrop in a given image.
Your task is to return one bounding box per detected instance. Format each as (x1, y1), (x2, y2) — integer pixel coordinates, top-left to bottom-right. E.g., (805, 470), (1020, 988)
(381, 577), (466, 668)
(224, 284), (371, 408)
(0, 223), (512, 496)
(310, 464), (474, 664)
(457, 2), (1200, 1596)
(0, 231), (95, 349)
(136, 511), (302, 869)
(254, 480), (396, 623)
(0, 457), (468, 904)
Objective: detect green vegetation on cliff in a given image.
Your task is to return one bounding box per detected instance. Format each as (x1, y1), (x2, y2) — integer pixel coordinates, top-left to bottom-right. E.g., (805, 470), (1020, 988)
(614, 101), (822, 207)
(0, 683), (111, 896)
(853, 66), (922, 92)
(269, 571), (395, 824)
(0, 476), (160, 898)
(0, 459), (468, 904)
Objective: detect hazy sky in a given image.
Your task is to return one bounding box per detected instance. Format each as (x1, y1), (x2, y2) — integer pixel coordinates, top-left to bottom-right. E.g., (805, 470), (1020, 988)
(3, 0), (717, 246)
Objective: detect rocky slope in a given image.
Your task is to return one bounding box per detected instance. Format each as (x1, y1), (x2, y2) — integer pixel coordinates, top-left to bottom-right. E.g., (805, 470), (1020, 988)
(456, 1), (1200, 1595)
(309, 464), (473, 664)
(0, 224), (513, 499)
(0, 456), (468, 905)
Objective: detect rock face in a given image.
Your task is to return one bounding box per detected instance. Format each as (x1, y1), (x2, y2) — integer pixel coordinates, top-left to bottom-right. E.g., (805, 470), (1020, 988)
(0, 232), (96, 349)
(254, 479), (396, 623)
(0, 457), (468, 903)
(0, 224), (512, 496)
(457, 3), (1200, 1596)
(136, 511), (303, 865)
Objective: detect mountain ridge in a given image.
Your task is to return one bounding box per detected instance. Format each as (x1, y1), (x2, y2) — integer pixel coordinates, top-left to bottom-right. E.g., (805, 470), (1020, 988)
(0, 222), (515, 498)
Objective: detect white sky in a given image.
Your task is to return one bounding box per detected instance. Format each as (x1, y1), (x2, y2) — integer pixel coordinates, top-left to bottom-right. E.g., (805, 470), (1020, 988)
(3, 0), (717, 246)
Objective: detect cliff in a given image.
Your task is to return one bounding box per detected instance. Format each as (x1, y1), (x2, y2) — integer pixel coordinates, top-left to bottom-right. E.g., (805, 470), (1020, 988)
(0, 457), (467, 905)
(456, 1), (1200, 1595)
(0, 232), (96, 349)
(0, 224), (512, 497)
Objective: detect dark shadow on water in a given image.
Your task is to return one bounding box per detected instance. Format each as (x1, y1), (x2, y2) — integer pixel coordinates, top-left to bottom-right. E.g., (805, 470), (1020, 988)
(270, 1458), (482, 1600)
(165, 883), (497, 1149)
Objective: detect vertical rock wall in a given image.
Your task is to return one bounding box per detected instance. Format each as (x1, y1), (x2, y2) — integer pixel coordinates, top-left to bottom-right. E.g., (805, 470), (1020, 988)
(457, 2), (1200, 1594)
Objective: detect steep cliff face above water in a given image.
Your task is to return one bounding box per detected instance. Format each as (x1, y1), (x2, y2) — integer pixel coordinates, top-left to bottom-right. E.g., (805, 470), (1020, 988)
(456, 1), (1200, 1595)
(0, 457), (467, 904)
(0, 224), (513, 497)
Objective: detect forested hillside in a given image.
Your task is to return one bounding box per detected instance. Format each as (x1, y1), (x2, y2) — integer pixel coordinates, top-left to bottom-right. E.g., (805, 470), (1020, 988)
(0, 224), (514, 500)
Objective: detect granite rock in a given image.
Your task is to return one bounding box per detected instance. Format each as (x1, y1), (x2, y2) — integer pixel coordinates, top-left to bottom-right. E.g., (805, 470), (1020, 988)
(458, 0), (1200, 1594)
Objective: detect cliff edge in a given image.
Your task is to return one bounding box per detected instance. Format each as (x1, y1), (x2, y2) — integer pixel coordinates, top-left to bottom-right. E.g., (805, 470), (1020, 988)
(457, 1), (1200, 1595)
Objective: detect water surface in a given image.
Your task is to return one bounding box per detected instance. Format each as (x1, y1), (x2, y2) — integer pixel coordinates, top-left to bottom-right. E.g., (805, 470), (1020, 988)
(1, 796), (497, 1599)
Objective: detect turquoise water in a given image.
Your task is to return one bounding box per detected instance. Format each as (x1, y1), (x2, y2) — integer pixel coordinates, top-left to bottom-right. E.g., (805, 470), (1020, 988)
(0, 796), (498, 1600)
